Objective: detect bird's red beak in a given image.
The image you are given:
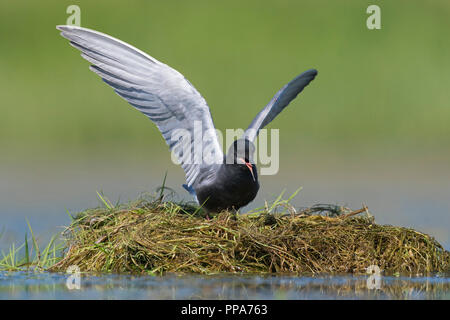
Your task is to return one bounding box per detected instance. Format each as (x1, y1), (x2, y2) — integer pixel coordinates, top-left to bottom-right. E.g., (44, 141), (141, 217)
(239, 157), (255, 181)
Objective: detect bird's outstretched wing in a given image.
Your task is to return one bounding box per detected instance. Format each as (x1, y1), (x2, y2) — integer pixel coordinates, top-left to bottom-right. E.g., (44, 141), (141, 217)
(243, 69), (317, 142)
(57, 25), (223, 186)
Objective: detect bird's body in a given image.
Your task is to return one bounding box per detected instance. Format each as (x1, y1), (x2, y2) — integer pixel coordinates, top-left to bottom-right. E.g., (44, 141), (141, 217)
(194, 161), (260, 212)
(57, 25), (317, 213)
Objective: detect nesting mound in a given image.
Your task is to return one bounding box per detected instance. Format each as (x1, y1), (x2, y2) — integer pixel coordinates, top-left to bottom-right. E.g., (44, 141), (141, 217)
(50, 199), (450, 275)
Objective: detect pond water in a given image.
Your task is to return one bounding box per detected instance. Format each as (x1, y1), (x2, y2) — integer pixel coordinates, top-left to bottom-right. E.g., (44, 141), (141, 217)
(1, 271), (449, 300)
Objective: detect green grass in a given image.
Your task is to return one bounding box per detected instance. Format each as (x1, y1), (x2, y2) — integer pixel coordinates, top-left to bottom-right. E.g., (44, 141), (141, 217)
(0, 222), (61, 271)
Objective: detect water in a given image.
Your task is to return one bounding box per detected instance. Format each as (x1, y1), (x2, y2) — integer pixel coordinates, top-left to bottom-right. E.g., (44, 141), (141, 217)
(1, 157), (449, 299)
(1, 271), (448, 300)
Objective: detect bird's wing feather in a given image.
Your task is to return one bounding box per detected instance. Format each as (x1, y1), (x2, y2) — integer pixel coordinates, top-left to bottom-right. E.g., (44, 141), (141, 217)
(57, 25), (223, 186)
(243, 69), (317, 142)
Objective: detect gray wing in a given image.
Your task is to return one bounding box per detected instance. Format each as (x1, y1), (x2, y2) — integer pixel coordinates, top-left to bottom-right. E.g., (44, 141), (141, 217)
(243, 69), (317, 142)
(57, 25), (223, 186)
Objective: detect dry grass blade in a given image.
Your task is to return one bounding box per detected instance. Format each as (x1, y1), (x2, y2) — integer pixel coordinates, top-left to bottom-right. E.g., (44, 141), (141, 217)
(49, 198), (450, 275)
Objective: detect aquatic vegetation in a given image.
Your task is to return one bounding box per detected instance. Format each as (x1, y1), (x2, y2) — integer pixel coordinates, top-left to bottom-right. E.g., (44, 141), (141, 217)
(0, 221), (61, 271)
(2, 189), (448, 275)
(45, 191), (449, 275)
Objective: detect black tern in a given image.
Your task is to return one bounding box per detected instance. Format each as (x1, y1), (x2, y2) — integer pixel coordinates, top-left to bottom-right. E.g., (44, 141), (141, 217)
(57, 25), (317, 213)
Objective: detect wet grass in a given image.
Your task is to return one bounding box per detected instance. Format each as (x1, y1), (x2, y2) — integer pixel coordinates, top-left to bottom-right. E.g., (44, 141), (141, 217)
(40, 191), (449, 275)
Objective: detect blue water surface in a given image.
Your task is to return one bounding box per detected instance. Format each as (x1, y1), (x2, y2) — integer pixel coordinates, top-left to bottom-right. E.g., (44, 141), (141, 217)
(1, 271), (448, 300)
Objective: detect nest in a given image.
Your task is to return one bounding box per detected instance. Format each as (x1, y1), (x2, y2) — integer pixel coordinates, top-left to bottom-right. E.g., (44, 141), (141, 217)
(50, 198), (450, 275)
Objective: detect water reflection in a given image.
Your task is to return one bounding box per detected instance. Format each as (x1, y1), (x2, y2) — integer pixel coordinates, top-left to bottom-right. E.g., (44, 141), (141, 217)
(1, 272), (448, 300)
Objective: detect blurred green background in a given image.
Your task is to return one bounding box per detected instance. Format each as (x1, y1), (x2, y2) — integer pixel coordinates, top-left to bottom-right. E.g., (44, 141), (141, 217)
(0, 1), (449, 249)
(1, 0), (449, 159)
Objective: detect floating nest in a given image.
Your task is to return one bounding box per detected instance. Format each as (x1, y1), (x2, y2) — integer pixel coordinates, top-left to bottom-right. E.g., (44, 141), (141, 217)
(50, 196), (450, 275)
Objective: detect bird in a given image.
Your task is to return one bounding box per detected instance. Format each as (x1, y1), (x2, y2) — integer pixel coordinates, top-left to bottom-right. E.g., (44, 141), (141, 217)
(57, 25), (317, 213)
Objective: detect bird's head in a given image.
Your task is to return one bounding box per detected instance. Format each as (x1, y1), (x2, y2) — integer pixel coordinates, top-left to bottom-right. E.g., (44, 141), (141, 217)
(225, 139), (256, 181)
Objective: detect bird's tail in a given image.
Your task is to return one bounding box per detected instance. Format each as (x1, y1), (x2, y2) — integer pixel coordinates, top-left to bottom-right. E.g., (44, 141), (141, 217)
(182, 184), (198, 203)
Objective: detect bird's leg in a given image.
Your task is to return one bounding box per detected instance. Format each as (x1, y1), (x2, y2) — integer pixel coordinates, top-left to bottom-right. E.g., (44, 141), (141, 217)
(230, 207), (238, 221)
